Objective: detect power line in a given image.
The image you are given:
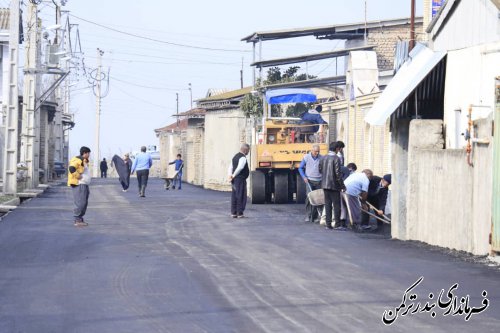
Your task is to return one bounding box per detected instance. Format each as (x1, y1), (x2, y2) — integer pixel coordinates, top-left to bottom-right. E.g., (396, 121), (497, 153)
(110, 80), (175, 110)
(109, 75), (189, 91)
(86, 55), (243, 66)
(69, 13), (251, 53)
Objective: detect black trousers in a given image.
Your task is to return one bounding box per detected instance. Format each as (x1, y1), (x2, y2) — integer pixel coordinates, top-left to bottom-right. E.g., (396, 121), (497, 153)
(324, 189), (341, 227)
(305, 179), (322, 221)
(231, 177), (247, 215)
(362, 195), (381, 226)
(136, 169), (150, 190)
(100, 170), (107, 178)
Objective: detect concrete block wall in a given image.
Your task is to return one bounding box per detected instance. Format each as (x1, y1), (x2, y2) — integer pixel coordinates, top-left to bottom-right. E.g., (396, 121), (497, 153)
(405, 119), (493, 255)
(204, 109), (247, 192)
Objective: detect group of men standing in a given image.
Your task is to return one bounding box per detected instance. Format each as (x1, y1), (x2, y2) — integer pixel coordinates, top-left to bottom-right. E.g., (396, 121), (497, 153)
(299, 141), (391, 232)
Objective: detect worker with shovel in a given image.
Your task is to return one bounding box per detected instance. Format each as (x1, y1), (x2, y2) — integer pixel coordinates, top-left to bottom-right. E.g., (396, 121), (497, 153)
(362, 174), (391, 232)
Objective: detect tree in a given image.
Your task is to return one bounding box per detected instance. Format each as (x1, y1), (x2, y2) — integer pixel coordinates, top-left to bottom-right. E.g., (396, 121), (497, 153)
(241, 66), (317, 118)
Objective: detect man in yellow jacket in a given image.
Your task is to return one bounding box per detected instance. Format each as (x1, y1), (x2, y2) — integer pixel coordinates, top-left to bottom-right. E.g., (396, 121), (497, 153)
(68, 146), (91, 227)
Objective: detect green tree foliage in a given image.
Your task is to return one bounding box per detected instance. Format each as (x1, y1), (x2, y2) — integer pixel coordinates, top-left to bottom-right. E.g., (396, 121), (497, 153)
(241, 66), (317, 118)
(240, 93), (263, 118)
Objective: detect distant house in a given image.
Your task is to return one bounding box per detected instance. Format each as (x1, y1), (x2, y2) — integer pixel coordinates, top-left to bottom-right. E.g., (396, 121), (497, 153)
(197, 87), (253, 191)
(154, 108), (205, 186)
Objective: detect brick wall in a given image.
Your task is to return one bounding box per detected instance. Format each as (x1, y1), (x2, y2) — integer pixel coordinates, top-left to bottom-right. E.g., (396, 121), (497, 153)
(347, 22), (424, 71)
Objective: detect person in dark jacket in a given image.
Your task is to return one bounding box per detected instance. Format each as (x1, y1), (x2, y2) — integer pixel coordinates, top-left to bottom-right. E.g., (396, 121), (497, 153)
(319, 141), (346, 230)
(228, 143), (250, 218)
(100, 158), (108, 178)
(112, 154), (132, 191)
(362, 173), (391, 231)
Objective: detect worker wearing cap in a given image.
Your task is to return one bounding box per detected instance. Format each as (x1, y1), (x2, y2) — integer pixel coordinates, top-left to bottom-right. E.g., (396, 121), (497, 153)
(361, 174), (391, 231)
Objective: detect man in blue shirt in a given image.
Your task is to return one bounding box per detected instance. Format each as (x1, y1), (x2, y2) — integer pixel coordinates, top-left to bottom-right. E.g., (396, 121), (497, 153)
(298, 105), (328, 142)
(169, 154), (184, 190)
(131, 146), (153, 197)
(298, 144), (322, 222)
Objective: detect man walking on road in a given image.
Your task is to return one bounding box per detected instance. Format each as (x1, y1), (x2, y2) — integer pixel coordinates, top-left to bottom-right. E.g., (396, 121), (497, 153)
(228, 143), (250, 218)
(131, 146), (153, 198)
(298, 144), (323, 222)
(68, 146), (92, 227)
(100, 158), (108, 178)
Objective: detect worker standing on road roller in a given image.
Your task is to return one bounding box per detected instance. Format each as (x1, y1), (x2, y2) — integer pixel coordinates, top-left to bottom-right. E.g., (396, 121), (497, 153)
(228, 143), (250, 218)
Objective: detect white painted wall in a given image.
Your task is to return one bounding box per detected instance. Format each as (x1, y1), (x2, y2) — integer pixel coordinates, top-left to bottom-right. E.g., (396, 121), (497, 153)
(443, 42), (500, 148)
(431, 0), (500, 51)
(204, 108), (247, 191)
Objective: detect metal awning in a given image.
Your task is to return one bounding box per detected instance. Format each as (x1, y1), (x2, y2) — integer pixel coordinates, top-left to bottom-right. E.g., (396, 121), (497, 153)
(364, 44), (446, 125)
(241, 17), (423, 43)
(251, 45), (374, 68)
(265, 88), (317, 104)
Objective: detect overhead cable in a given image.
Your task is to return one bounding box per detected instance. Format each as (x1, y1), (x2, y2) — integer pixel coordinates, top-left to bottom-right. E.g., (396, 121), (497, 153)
(69, 13), (251, 53)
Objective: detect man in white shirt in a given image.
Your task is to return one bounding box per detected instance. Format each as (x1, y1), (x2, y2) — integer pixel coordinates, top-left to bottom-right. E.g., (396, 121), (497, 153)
(228, 143), (250, 218)
(342, 169), (371, 230)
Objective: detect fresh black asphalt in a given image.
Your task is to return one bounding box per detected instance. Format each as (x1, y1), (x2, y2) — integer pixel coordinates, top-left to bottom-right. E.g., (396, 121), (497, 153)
(0, 178), (499, 332)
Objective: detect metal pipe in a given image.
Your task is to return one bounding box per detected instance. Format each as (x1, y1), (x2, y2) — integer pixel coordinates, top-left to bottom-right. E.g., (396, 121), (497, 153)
(409, 0), (416, 51)
(466, 105), (473, 166)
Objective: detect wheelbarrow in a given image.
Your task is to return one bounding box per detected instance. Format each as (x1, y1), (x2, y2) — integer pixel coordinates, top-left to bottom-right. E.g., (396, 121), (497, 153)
(306, 183), (324, 223)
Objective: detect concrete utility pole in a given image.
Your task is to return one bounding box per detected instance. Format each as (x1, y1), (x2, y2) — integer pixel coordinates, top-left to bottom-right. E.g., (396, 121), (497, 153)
(240, 58), (244, 89)
(93, 48), (103, 177)
(188, 83), (192, 110)
(2, 0), (21, 194)
(20, 0), (40, 189)
(176, 92), (179, 127)
(410, 0), (416, 51)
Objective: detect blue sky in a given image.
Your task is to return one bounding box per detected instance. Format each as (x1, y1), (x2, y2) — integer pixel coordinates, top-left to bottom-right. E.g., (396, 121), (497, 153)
(53, 0), (423, 157)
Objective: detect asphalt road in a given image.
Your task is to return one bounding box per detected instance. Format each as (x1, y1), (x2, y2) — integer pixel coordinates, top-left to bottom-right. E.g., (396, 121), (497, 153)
(0, 178), (499, 333)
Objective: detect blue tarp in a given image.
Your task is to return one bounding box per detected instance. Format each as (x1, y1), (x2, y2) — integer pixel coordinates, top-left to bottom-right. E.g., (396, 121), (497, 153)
(265, 88), (317, 105)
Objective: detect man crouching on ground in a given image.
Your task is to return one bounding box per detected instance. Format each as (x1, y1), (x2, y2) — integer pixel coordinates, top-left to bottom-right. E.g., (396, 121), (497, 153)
(68, 146), (91, 227)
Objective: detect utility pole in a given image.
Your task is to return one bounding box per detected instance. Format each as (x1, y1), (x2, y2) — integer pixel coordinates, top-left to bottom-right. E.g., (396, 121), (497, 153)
(176, 92), (179, 127)
(2, 0), (20, 194)
(240, 57), (244, 89)
(20, 0), (40, 189)
(364, 0), (368, 42)
(188, 83), (192, 110)
(93, 48), (103, 177)
(410, 0), (416, 51)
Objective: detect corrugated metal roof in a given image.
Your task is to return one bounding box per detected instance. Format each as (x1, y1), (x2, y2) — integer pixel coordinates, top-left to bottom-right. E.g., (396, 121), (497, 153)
(173, 108), (206, 118)
(154, 119), (188, 133)
(205, 88), (229, 98)
(242, 16), (423, 42)
(251, 45), (375, 68)
(197, 86), (253, 102)
(261, 75), (346, 90)
(0, 8), (10, 30)
(365, 44), (446, 125)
